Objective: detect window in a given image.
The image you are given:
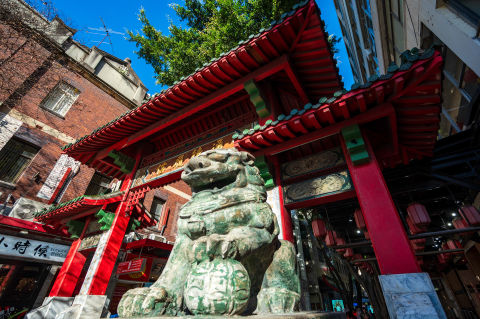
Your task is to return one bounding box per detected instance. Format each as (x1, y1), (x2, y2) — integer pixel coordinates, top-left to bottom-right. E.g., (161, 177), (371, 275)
(444, 0), (480, 27)
(0, 137), (39, 184)
(40, 81), (80, 117)
(151, 197), (166, 221)
(422, 29), (480, 138)
(84, 172), (113, 195)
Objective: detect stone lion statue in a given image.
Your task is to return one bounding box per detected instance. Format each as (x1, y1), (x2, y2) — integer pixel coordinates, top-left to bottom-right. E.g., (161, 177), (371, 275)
(118, 149), (300, 317)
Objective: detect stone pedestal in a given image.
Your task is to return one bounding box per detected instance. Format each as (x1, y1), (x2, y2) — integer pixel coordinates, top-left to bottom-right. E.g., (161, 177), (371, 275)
(56, 295), (107, 319)
(379, 273), (447, 319)
(120, 312), (345, 319)
(25, 297), (74, 319)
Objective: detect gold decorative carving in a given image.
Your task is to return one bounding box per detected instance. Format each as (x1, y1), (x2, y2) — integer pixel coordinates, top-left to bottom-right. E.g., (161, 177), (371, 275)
(133, 135), (234, 187)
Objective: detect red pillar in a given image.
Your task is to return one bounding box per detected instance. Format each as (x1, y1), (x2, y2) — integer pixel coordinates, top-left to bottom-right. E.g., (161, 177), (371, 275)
(49, 239), (86, 297)
(271, 156), (294, 242)
(340, 130), (420, 275)
(81, 150), (142, 296)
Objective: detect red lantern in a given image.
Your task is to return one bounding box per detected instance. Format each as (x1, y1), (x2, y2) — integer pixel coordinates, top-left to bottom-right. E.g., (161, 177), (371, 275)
(325, 230), (336, 247)
(453, 217), (469, 229)
(446, 239), (463, 251)
(407, 203), (431, 227)
(312, 219), (327, 238)
(437, 254), (448, 265)
(411, 238), (426, 252)
(406, 216), (425, 234)
(344, 248), (354, 260)
(441, 243), (453, 261)
(354, 208), (366, 230)
(459, 205), (480, 226)
(335, 237), (346, 254)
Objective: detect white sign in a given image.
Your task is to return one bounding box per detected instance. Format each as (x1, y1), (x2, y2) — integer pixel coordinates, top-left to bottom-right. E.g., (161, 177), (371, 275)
(267, 187), (284, 240)
(0, 234), (70, 263)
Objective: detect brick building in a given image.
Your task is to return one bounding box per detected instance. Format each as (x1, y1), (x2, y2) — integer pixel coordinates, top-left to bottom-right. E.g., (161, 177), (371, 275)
(0, 0), (147, 217)
(0, 0), (153, 314)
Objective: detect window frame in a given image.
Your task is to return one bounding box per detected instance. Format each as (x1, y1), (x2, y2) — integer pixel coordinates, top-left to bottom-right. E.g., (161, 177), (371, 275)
(444, 0), (480, 29)
(84, 172), (113, 196)
(150, 197), (166, 222)
(40, 81), (80, 118)
(0, 137), (40, 185)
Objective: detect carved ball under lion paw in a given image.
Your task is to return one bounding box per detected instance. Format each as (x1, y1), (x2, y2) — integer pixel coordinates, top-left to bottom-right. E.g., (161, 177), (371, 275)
(184, 259), (250, 315)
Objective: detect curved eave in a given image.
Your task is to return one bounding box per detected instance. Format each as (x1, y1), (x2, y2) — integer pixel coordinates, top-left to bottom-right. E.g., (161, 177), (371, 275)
(35, 192), (125, 223)
(62, 0), (342, 162)
(234, 50), (443, 167)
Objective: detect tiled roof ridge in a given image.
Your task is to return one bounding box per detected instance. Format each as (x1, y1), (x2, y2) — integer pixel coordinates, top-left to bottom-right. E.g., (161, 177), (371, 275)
(61, 0), (316, 153)
(35, 190), (124, 218)
(232, 47), (436, 140)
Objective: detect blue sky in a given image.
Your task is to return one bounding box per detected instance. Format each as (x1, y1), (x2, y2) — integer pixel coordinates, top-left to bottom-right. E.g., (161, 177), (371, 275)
(50, 0), (354, 92)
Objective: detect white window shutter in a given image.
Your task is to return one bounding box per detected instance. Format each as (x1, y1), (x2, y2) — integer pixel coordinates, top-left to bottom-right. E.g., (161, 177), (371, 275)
(37, 154), (80, 201)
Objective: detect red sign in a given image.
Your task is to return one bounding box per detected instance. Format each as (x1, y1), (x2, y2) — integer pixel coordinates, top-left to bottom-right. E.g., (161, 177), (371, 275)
(117, 258), (146, 275)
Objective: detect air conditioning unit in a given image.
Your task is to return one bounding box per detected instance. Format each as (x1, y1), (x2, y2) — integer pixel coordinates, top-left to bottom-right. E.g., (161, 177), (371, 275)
(148, 233), (166, 243)
(9, 197), (49, 221)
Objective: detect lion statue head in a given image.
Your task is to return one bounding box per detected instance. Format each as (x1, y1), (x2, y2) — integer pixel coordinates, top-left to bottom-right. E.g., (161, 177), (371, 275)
(181, 149), (265, 194)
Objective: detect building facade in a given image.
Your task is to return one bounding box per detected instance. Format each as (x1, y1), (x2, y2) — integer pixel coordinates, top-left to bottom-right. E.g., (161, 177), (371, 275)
(0, 0), (151, 314)
(0, 0), (147, 216)
(370, 0), (480, 139)
(338, 0), (480, 140)
(332, 0), (380, 84)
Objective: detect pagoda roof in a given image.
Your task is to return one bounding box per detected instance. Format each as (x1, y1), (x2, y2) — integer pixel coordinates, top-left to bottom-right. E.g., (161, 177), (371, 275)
(34, 191), (124, 223)
(235, 48), (443, 167)
(62, 0), (343, 167)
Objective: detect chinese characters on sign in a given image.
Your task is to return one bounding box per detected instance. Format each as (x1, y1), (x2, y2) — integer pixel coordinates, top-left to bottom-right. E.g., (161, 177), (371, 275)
(0, 234), (69, 263)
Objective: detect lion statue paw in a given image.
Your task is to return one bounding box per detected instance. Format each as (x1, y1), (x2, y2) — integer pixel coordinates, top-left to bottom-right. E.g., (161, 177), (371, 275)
(256, 287), (300, 314)
(117, 287), (181, 317)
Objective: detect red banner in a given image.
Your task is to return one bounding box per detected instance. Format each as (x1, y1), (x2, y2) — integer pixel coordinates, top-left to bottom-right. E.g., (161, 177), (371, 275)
(117, 258), (146, 275)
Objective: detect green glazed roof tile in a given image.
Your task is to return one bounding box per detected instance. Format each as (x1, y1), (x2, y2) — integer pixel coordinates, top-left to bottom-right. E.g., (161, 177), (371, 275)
(399, 62), (412, 71)
(63, 0), (321, 152)
(351, 83), (361, 90)
(367, 74), (379, 82)
(303, 103), (313, 110)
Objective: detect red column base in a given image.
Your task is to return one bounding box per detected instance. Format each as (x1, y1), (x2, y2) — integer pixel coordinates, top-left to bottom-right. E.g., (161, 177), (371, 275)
(49, 239), (86, 297)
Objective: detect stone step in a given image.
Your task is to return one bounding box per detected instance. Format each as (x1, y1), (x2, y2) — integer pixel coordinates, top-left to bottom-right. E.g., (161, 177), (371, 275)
(118, 312), (346, 319)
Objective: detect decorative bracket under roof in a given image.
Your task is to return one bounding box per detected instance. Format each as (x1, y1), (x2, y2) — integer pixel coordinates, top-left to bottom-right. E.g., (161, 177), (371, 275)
(244, 79), (270, 118)
(341, 124), (369, 165)
(108, 150), (135, 173)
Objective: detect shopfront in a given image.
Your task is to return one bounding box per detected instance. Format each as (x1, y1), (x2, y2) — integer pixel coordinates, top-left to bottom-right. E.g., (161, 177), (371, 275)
(0, 216), (71, 318)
